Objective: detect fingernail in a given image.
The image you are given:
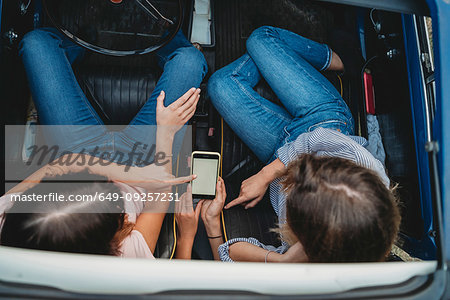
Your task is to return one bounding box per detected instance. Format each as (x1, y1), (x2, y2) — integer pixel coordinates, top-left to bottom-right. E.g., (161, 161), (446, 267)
(197, 88), (201, 92)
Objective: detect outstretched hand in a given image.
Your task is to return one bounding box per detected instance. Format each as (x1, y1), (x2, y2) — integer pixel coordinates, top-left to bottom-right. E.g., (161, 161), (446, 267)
(224, 171), (271, 210)
(118, 163), (196, 192)
(225, 159), (285, 209)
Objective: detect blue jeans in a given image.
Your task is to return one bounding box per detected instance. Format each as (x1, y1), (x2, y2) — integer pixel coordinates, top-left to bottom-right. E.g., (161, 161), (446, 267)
(208, 26), (354, 163)
(19, 28), (207, 163)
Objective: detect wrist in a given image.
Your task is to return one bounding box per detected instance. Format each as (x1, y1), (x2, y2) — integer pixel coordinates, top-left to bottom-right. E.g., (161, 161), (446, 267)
(175, 236), (194, 259)
(156, 131), (175, 157)
(260, 166), (276, 184)
(204, 218), (222, 236)
(157, 126), (177, 139)
(177, 234), (195, 244)
(261, 159), (285, 182)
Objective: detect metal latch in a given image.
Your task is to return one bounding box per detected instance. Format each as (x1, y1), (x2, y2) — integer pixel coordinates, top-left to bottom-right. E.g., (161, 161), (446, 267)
(425, 140), (439, 153)
(3, 29), (19, 46)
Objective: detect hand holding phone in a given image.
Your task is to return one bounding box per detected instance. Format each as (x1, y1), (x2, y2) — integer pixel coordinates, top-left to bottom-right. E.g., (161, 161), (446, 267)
(191, 151), (221, 199)
(201, 177), (227, 226)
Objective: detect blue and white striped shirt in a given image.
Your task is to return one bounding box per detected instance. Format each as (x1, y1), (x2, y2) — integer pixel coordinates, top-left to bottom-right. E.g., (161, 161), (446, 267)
(218, 127), (390, 262)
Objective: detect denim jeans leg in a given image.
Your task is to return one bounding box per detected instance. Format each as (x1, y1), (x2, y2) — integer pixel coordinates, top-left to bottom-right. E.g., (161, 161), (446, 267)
(246, 26), (354, 142)
(19, 28), (107, 152)
(119, 31), (207, 162)
(208, 54), (292, 163)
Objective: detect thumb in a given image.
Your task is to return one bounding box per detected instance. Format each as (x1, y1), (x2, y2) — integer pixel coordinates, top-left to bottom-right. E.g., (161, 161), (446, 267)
(156, 91), (165, 109)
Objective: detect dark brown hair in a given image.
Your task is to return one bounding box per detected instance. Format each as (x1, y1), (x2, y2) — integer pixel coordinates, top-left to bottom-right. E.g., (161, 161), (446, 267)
(282, 154), (401, 263)
(1, 172), (129, 255)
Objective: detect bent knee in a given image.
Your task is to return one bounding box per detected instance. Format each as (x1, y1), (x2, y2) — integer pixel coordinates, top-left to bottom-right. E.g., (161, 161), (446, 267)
(251, 25), (277, 37)
(19, 29), (59, 55)
(246, 26), (277, 50)
(173, 46), (208, 75)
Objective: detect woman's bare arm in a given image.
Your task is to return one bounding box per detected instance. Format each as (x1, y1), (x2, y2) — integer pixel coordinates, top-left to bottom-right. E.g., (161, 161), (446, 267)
(229, 241), (308, 263)
(134, 88), (200, 253)
(133, 129), (174, 253)
(229, 242), (282, 262)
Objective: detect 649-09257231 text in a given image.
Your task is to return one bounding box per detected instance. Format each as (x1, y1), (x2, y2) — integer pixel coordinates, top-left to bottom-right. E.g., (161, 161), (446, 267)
(10, 192), (180, 203)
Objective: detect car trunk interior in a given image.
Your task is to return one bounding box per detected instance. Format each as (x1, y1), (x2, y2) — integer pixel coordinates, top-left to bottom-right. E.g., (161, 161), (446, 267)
(0, 0), (434, 261)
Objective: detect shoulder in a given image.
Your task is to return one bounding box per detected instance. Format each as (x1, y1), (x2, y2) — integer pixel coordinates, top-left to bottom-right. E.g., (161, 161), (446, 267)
(119, 230), (155, 259)
(313, 128), (390, 186)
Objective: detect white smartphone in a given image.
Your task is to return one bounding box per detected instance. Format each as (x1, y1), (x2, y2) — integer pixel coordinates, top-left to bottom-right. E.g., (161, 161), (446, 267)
(190, 151), (221, 199)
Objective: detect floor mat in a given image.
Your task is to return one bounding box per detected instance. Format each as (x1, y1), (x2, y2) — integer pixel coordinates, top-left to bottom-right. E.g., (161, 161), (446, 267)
(213, 0), (277, 245)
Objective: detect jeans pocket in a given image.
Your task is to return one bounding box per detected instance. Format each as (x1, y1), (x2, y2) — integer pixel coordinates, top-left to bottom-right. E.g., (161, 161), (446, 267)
(308, 119), (351, 135)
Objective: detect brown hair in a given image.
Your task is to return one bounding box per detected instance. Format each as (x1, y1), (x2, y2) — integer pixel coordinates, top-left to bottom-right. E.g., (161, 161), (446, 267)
(281, 154), (401, 263)
(1, 172), (130, 256)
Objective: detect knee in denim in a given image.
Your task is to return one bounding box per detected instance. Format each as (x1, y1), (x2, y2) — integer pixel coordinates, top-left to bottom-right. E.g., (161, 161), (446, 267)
(19, 29), (59, 56)
(246, 26), (277, 50)
(172, 46), (207, 74)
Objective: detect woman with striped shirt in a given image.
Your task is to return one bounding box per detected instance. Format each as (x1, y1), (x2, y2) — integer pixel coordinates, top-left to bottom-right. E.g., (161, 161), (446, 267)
(203, 26), (400, 262)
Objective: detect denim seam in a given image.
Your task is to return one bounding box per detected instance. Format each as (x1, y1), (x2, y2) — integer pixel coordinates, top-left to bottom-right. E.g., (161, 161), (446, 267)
(262, 28), (337, 100)
(117, 132), (139, 152)
(230, 57), (291, 124)
(57, 40), (104, 126)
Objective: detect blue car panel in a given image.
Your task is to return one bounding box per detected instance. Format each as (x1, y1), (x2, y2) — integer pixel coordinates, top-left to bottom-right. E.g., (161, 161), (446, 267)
(430, 0), (450, 263)
(402, 13), (436, 259)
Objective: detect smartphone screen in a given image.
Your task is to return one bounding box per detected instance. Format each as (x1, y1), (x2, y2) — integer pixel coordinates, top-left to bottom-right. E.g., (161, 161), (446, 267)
(191, 153), (220, 199)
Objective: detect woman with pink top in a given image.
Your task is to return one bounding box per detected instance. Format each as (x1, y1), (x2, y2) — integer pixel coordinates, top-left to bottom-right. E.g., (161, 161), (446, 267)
(0, 89), (203, 259)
